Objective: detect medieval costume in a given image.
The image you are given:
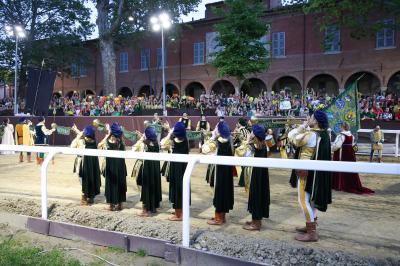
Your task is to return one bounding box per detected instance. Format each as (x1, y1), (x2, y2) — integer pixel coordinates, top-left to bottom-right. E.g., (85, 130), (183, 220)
(370, 126), (384, 163)
(133, 127), (162, 217)
(0, 119), (15, 155)
(196, 115), (210, 153)
(71, 125), (101, 205)
(34, 117), (56, 165)
(288, 110), (332, 242)
(151, 113), (162, 142)
(164, 122), (189, 221)
(277, 123), (290, 159)
(99, 123), (127, 211)
(234, 118), (251, 187)
(207, 122), (234, 226)
(332, 125), (374, 194)
(15, 117), (34, 163)
(243, 125), (270, 231)
(179, 113), (192, 130)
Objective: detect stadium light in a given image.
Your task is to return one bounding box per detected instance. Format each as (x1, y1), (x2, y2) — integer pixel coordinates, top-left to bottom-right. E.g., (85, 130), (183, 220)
(4, 25), (26, 115)
(150, 13), (172, 117)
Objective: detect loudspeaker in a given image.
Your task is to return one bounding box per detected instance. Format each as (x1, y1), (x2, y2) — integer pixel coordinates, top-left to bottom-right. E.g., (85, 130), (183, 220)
(25, 67), (57, 116)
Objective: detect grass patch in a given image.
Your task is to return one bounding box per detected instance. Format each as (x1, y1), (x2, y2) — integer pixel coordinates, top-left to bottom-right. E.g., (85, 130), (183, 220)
(107, 246), (125, 253)
(0, 239), (81, 266)
(136, 248), (147, 257)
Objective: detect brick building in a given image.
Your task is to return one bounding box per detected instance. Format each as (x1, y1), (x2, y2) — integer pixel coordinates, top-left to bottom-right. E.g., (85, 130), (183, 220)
(54, 0), (400, 99)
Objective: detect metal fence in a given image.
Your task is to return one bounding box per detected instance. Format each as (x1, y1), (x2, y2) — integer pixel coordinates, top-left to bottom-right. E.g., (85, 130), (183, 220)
(0, 144), (398, 247)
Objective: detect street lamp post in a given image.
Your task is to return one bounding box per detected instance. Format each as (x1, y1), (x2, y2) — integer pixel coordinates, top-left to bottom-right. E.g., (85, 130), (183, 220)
(5, 25), (26, 115)
(151, 13), (172, 117)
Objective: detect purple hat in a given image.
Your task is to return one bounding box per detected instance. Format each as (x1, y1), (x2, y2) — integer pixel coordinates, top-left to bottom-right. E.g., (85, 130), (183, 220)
(145, 127), (157, 141)
(110, 122), (123, 137)
(252, 124), (265, 141)
(83, 125), (95, 139)
(313, 110), (329, 129)
(173, 122), (186, 138)
(218, 121), (231, 139)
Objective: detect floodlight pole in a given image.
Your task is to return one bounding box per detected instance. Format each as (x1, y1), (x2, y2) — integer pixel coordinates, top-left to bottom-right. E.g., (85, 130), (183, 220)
(14, 36), (19, 115)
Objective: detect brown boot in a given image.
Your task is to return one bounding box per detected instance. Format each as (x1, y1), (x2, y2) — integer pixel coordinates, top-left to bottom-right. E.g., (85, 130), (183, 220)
(295, 222), (318, 242)
(168, 209), (182, 221)
(87, 198), (94, 205)
(115, 203), (123, 211)
(105, 204), (113, 211)
(207, 212), (224, 225)
(243, 220), (261, 231)
(139, 207), (150, 217)
(296, 217), (317, 233)
(19, 153), (24, 163)
(80, 195), (88, 206)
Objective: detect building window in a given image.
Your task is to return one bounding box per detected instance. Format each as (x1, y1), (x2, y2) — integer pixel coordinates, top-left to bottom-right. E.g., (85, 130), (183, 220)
(157, 48), (167, 68)
(79, 62), (87, 77)
(272, 32), (285, 57)
(325, 25), (341, 52)
(193, 42), (204, 65)
(141, 48), (150, 70)
(119, 52), (128, 72)
(71, 62), (87, 78)
(376, 19), (395, 48)
(71, 63), (78, 78)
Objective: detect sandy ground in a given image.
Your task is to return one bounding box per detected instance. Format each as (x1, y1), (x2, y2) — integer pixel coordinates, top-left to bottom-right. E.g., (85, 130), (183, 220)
(0, 152), (399, 261)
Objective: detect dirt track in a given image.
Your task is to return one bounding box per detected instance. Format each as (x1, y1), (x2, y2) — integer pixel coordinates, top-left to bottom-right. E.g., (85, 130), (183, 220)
(0, 152), (399, 262)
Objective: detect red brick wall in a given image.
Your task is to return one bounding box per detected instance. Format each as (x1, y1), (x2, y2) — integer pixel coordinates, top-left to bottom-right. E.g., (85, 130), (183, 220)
(54, 7), (400, 97)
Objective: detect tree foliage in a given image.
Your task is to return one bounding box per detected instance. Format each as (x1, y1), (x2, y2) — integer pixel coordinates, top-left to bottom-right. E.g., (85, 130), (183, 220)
(283, 0), (400, 39)
(94, 0), (201, 95)
(0, 0), (93, 92)
(211, 0), (269, 87)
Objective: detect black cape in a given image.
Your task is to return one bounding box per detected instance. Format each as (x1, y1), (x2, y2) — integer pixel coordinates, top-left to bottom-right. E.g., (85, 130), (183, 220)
(213, 139), (234, 213)
(168, 138), (189, 209)
(138, 142), (162, 212)
(104, 138), (127, 205)
(79, 139), (101, 199)
(248, 145), (270, 220)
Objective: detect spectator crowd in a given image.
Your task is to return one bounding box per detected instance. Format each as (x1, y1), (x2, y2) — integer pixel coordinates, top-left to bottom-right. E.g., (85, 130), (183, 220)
(1, 90), (399, 120)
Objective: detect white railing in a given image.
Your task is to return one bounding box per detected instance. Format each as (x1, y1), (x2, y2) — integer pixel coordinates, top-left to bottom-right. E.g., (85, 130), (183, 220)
(357, 129), (400, 157)
(0, 144), (399, 247)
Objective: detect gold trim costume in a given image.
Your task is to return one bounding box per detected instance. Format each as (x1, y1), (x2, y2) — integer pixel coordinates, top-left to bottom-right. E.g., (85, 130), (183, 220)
(15, 117), (34, 163)
(288, 110), (332, 242)
(370, 126), (384, 163)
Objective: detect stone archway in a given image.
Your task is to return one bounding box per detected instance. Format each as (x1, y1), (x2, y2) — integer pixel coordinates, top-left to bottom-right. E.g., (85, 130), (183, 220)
(307, 74), (339, 96)
(166, 83), (179, 97)
(272, 76), (302, 95)
(118, 87), (133, 97)
(138, 85), (154, 97)
(345, 72), (380, 95)
(84, 89), (96, 97)
(241, 78), (267, 97)
(52, 92), (62, 98)
(387, 71), (400, 94)
(66, 91), (76, 98)
(185, 82), (206, 99)
(211, 80), (235, 96)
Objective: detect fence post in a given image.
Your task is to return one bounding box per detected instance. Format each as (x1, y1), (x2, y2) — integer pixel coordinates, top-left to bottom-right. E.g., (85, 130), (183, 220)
(41, 150), (58, 219)
(395, 133), (399, 158)
(182, 158), (199, 247)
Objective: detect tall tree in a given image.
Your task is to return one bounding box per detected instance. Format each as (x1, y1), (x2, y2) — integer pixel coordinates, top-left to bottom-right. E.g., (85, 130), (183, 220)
(282, 0), (400, 39)
(94, 0), (201, 95)
(0, 0), (93, 96)
(211, 0), (269, 92)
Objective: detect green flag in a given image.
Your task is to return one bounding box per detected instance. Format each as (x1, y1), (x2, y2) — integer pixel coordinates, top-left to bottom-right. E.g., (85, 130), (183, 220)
(322, 79), (360, 140)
